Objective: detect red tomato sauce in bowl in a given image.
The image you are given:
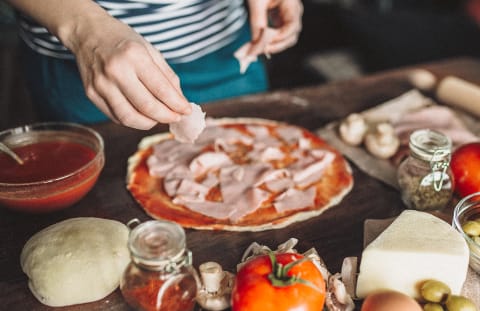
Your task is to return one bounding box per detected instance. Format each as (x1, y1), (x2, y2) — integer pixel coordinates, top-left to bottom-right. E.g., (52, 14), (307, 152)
(0, 123), (104, 213)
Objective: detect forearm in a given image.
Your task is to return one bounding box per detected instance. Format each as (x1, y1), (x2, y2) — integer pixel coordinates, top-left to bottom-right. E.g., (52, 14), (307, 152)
(4, 0), (111, 51)
(6, 0), (191, 129)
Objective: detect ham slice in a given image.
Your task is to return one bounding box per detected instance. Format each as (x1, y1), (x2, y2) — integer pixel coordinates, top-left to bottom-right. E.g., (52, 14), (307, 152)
(169, 102), (206, 144)
(277, 126), (304, 145)
(176, 179), (210, 198)
(234, 28), (277, 74)
(292, 151), (335, 187)
(392, 105), (478, 146)
(260, 147), (285, 162)
(149, 139), (202, 171)
(164, 165), (193, 183)
(220, 163), (271, 204)
(172, 200), (231, 220)
(173, 181), (270, 221)
(196, 126), (253, 146)
(189, 152), (233, 177)
(147, 156), (175, 177)
(228, 187), (271, 222)
(266, 178), (294, 193)
(164, 178), (181, 197)
(299, 137), (312, 150)
(201, 172), (219, 189)
(255, 169), (291, 186)
(246, 125), (270, 139)
(273, 187), (317, 213)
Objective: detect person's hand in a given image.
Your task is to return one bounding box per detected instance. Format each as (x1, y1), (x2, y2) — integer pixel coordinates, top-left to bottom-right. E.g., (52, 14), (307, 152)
(64, 12), (191, 130)
(247, 0), (303, 54)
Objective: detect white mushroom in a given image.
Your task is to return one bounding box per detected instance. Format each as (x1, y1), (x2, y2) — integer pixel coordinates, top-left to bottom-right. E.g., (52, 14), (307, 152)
(339, 113), (368, 146)
(196, 262), (234, 311)
(364, 122), (400, 159)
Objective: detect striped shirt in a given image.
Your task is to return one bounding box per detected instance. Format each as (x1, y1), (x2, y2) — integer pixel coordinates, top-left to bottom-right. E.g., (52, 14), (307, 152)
(18, 0), (247, 63)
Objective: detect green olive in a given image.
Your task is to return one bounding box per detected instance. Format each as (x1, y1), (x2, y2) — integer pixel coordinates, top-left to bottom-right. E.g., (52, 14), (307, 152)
(445, 295), (477, 311)
(420, 280), (451, 303)
(424, 303), (445, 311)
(462, 221), (480, 237)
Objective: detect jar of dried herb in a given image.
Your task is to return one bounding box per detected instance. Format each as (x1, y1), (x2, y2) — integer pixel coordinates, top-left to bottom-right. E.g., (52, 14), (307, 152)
(120, 219), (198, 311)
(397, 129), (454, 211)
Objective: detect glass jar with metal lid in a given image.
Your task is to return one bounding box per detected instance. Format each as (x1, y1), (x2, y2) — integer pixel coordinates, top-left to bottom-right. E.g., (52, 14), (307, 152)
(397, 129), (454, 211)
(120, 219), (198, 311)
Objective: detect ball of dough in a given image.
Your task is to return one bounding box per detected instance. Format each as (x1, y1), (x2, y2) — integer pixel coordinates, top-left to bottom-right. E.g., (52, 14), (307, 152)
(20, 217), (130, 307)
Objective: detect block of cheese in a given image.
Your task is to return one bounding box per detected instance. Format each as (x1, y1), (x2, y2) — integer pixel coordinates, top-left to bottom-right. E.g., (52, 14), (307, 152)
(356, 210), (469, 299)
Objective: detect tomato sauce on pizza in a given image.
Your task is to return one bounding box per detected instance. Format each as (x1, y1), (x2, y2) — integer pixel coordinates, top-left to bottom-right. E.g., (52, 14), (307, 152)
(127, 118), (353, 231)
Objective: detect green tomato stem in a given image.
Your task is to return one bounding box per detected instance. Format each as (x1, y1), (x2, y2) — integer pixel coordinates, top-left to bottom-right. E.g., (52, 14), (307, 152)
(267, 251), (322, 292)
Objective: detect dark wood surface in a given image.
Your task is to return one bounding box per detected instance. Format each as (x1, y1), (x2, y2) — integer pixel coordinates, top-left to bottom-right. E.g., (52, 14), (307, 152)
(1, 57), (480, 311)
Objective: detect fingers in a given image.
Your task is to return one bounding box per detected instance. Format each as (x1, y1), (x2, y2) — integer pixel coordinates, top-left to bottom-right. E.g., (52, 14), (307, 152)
(117, 68), (185, 124)
(145, 44), (183, 96)
(141, 44), (192, 115)
(249, 0), (303, 54)
(266, 33), (299, 54)
(78, 38), (193, 129)
(269, 0), (303, 53)
(85, 74), (158, 130)
(247, 0), (270, 42)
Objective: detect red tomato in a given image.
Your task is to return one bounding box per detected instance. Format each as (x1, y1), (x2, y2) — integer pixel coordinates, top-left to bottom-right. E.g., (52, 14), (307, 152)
(231, 252), (326, 311)
(451, 142), (480, 197)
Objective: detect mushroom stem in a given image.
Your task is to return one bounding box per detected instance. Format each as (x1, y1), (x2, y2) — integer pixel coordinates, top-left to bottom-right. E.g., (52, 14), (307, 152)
(199, 262), (223, 294)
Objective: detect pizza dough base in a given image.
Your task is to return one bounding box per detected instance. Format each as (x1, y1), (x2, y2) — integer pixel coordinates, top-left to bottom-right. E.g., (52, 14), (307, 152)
(20, 217), (130, 307)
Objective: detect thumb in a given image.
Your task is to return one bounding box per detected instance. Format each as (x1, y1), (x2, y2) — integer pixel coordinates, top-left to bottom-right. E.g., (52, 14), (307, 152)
(247, 0), (269, 42)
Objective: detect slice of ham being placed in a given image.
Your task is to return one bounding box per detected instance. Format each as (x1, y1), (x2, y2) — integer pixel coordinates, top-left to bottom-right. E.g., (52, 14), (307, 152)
(234, 28), (277, 74)
(169, 102), (206, 144)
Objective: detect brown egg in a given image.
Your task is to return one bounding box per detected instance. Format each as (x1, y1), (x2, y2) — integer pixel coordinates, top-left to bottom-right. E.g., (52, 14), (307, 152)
(361, 290), (423, 311)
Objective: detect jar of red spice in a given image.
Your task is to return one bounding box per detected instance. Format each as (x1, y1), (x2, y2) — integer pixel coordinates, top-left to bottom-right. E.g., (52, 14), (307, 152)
(120, 219), (198, 311)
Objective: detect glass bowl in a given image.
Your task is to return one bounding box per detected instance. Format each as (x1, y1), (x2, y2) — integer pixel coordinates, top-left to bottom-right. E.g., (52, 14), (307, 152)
(0, 122), (104, 213)
(452, 192), (480, 274)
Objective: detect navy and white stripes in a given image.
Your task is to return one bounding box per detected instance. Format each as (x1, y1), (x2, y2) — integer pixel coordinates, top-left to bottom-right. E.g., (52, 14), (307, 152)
(18, 0), (247, 63)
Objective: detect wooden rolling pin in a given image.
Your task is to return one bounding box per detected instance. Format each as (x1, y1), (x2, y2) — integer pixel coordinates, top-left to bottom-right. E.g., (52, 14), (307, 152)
(408, 69), (480, 118)
(436, 76), (480, 118)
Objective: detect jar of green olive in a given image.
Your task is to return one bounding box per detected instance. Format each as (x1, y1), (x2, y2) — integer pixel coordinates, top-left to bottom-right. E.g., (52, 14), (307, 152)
(397, 129), (454, 211)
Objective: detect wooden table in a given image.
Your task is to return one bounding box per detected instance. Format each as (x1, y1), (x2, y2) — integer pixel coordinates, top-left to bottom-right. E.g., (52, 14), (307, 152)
(1, 57), (479, 311)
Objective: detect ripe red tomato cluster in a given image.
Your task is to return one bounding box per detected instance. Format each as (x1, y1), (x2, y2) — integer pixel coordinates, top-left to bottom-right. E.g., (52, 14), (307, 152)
(451, 142), (480, 197)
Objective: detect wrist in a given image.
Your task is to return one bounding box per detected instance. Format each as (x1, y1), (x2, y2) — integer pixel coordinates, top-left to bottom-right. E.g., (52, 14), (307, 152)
(52, 2), (110, 53)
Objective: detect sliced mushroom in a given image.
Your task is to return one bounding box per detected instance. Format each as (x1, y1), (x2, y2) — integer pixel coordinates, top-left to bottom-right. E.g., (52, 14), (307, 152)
(364, 122), (400, 159)
(339, 113), (368, 146)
